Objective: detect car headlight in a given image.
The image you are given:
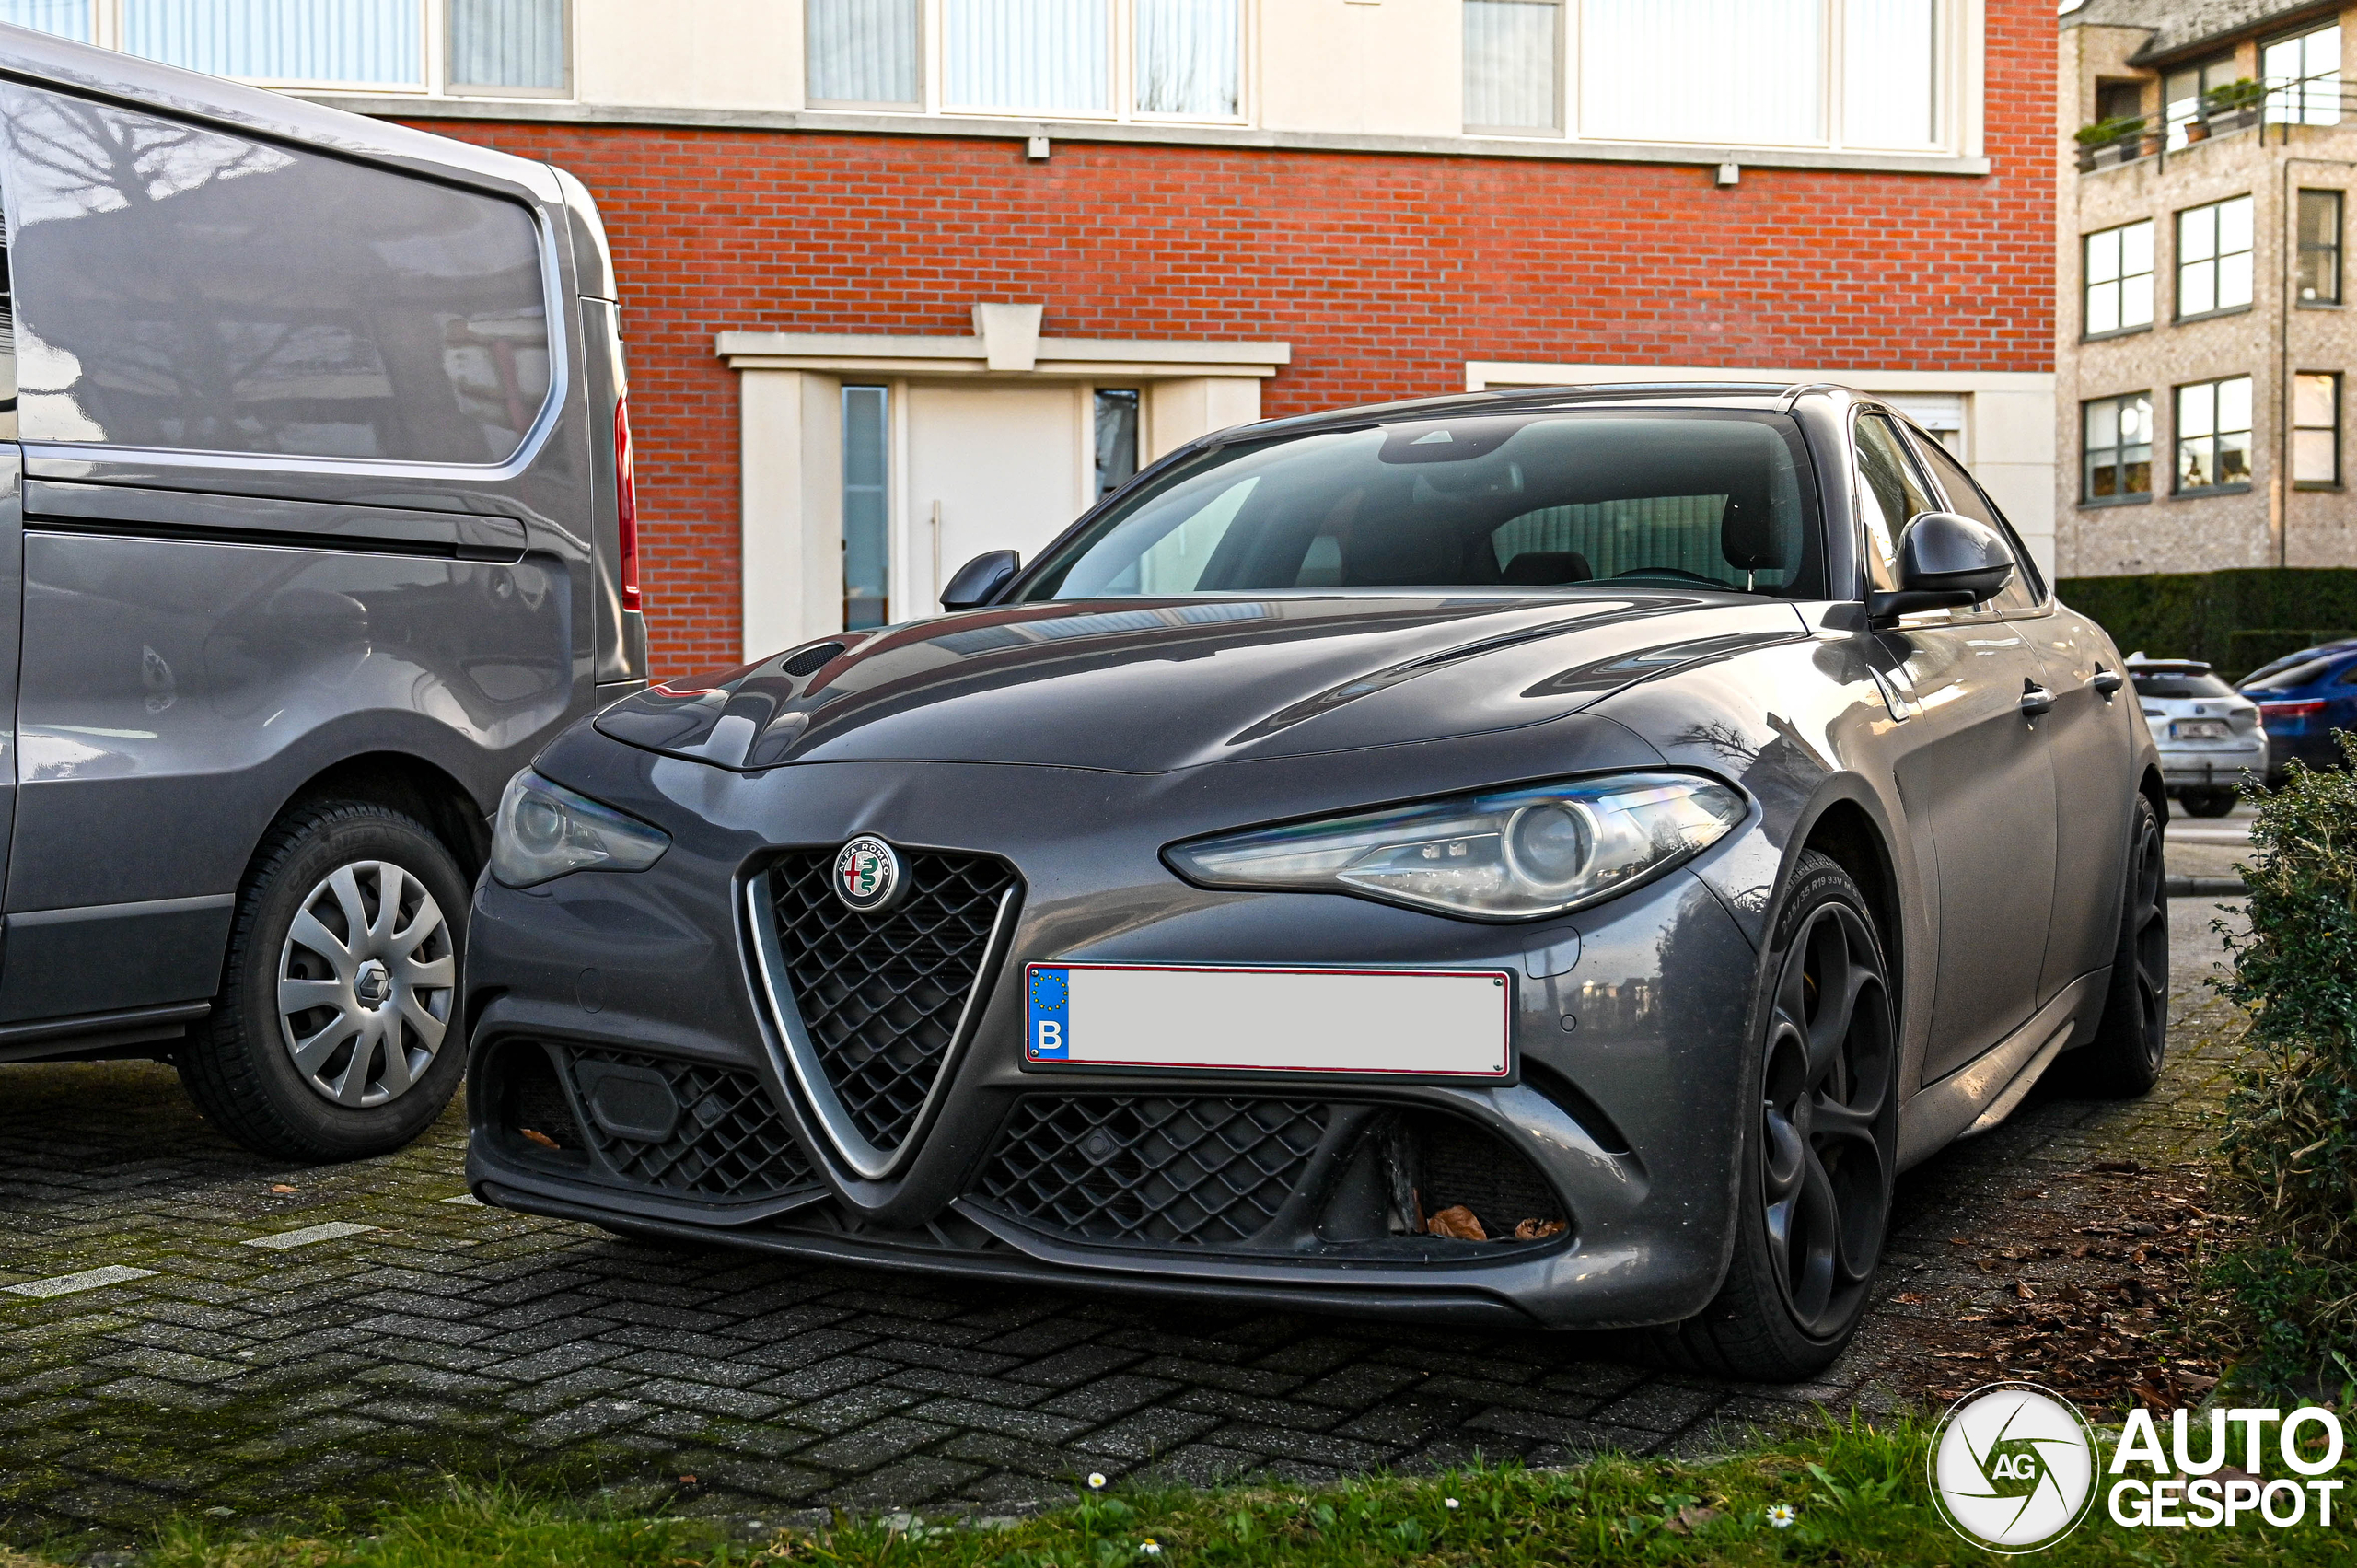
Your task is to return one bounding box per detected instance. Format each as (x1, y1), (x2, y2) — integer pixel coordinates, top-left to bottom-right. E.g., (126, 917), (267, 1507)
(1166, 772), (1746, 922)
(491, 771), (670, 889)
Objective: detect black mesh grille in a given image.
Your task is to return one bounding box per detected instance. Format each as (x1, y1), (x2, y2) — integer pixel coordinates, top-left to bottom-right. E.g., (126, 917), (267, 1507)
(974, 1097), (1329, 1247)
(767, 848), (1017, 1153)
(561, 1046), (818, 1200)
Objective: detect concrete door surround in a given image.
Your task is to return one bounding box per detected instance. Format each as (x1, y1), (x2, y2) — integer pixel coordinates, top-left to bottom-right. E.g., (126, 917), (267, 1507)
(719, 306), (1291, 659)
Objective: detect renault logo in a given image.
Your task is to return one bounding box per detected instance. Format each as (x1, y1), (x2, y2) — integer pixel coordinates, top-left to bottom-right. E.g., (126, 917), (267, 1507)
(832, 836), (905, 914)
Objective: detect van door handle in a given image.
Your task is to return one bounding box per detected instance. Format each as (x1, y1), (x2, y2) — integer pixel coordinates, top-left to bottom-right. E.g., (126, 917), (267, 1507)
(2092, 668), (2124, 698)
(2020, 683), (2056, 717)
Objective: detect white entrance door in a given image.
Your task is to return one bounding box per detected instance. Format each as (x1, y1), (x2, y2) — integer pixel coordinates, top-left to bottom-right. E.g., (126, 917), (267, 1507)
(905, 383), (1085, 613)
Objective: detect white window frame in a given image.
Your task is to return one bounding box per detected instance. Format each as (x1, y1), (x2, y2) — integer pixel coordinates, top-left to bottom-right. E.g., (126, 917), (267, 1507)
(805, 0), (1250, 126)
(28, 0), (572, 98)
(1463, 0), (1975, 157)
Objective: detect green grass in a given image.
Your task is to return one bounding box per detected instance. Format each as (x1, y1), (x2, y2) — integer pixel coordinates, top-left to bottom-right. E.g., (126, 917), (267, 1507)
(28, 1414), (2350, 1568)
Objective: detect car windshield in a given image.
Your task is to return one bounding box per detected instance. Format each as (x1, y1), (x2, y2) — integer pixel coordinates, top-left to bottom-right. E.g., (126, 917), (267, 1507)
(2131, 668), (2234, 699)
(2241, 658), (2342, 691)
(1019, 410), (1823, 600)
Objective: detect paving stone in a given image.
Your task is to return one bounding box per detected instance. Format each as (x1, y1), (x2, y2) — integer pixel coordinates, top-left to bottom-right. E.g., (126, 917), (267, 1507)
(0, 900), (2255, 1546)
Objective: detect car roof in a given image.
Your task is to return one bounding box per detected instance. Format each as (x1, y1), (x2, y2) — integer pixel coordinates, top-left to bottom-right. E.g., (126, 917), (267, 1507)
(2126, 658), (2213, 672)
(0, 22), (563, 201)
(1213, 381), (1880, 447)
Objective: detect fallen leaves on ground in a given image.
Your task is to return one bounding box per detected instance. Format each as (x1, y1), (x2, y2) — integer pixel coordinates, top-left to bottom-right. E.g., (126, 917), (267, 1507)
(1889, 1162), (2230, 1415)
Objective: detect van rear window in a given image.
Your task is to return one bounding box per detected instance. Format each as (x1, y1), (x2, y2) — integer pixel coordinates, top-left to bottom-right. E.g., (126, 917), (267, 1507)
(2, 86), (551, 465)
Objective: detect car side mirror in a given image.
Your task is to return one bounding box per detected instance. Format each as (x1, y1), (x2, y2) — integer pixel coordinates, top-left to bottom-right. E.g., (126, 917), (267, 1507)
(1867, 511), (2015, 626)
(940, 549), (1019, 610)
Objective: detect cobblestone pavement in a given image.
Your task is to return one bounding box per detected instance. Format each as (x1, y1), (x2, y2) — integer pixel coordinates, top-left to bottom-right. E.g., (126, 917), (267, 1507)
(0, 895), (2252, 1549)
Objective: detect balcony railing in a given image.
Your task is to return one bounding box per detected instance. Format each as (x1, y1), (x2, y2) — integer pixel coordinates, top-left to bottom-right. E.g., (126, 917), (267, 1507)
(2075, 75), (2354, 171)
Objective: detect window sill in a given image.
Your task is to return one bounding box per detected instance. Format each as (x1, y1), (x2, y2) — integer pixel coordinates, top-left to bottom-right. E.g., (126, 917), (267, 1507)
(2175, 304), (2255, 325)
(2294, 479), (2343, 490)
(2082, 324), (2154, 343)
(2172, 482), (2255, 498)
(2298, 299), (2346, 309)
(305, 94), (1995, 174)
(2079, 493), (2154, 508)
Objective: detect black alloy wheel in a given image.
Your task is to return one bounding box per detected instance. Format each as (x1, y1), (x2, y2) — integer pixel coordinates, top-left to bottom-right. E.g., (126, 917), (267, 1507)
(1653, 851), (1898, 1380)
(2072, 793), (2169, 1097)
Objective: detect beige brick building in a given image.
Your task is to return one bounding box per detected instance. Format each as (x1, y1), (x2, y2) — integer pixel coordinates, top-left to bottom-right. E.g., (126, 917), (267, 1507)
(2060, 0), (2357, 575)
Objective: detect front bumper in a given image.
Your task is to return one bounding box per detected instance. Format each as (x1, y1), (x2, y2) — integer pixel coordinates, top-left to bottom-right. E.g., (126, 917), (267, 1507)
(463, 722), (1764, 1330)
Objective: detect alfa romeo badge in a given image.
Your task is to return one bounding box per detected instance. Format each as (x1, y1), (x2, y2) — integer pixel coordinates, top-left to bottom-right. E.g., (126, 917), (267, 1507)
(833, 835), (904, 914)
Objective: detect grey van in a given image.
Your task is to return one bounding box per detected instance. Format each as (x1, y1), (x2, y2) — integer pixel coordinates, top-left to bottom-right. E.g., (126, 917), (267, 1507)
(0, 26), (644, 1159)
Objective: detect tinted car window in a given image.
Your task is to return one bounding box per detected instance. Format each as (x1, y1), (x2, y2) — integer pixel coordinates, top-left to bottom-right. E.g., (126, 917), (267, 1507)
(1909, 431), (2044, 611)
(1852, 412), (1934, 594)
(2131, 669), (2235, 698)
(2244, 658), (2338, 691)
(1023, 412), (1823, 599)
(4, 86), (551, 464)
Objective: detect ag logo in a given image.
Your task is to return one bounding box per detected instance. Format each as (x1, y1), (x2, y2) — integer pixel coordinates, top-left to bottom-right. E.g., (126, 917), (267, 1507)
(1930, 1382), (2097, 1553)
(832, 836), (905, 914)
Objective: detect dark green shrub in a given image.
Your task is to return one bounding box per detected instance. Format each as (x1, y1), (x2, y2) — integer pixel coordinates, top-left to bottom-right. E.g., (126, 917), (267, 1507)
(2228, 629), (2357, 676)
(2074, 114), (2146, 145)
(2059, 567), (2357, 676)
(2216, 736), (2357, 1396)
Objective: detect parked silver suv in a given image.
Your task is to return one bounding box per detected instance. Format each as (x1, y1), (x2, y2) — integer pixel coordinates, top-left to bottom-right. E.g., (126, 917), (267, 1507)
(0, 25), (644, 1159)
(2128, 657), (2265, 818)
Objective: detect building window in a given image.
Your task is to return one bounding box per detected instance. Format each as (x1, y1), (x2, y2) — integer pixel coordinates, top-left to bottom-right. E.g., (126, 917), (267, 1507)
(1134, 0), (1238, 118)
(2083, 393), (2154, 503)
(2301, 189), (2344, 304)
(808, 0), (922, 107)
(449, 0), (567, 94)
(2163, 54), (2236, 146)
(2084, 220), (2154, 336)
(2295, 372), (2341, 487)
(0, 0), (88, 39)
(2265, 24), (2341, 126)
(1464, 0), (1559, 134)
(2095, 78), (2142, 122)
(1094, 389), (1140, 497)
(1, 1), (569, 93)
(2177, 196), (2254, 318)
(2176, 376), (2253, 493)
(842, 386), (891, 631)
(1578, 0), (1938, 152)
(808, 0), (1238, 121)
(944, 0), (1109, 113)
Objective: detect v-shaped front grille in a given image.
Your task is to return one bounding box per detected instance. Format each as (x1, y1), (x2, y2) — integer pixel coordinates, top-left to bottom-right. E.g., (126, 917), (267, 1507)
(765, 848), (1017, 1154)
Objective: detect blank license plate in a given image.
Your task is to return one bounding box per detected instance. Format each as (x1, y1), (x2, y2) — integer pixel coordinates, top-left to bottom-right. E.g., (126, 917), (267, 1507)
(1022, 963), (1514, 1078)
(2174, 720), (2229, 739)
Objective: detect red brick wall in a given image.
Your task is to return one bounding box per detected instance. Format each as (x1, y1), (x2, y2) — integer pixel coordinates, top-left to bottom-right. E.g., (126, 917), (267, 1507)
(405, 3), (2052, 678)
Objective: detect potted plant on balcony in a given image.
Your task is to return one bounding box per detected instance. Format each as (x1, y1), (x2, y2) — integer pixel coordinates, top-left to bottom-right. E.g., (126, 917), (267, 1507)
(2201, 76), (2267, 134)
(2074, 114), (2146, 167)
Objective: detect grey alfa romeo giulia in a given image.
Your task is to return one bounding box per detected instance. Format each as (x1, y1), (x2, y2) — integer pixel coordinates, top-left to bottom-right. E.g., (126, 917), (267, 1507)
(461, 384), (2165, 1380)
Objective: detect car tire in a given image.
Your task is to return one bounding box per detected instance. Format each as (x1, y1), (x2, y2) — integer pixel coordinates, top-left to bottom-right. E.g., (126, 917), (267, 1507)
(179, 800), (469, 1162)
(2180, 787), (2236, 819)
(2068, 792), (2169, 1098)
(1650, 851), (1899, 1382)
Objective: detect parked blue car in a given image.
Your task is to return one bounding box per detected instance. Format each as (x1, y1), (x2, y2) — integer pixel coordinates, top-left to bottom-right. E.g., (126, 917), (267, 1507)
(2240, 639), (2357, 782)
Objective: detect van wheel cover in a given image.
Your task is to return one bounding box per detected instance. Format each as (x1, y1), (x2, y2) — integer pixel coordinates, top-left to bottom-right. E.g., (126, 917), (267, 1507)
(276, 861), (455, 1108)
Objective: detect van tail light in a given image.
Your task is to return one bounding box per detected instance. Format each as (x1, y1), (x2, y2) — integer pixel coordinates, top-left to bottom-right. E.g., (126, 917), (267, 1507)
(2260, 700), (2325, 718)
(613, 393), (642, 613)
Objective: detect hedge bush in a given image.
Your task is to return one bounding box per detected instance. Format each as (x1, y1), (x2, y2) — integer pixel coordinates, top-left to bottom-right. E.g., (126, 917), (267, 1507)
(2058, 567), (2357, 677)
(2216, 736), (2357, 1397)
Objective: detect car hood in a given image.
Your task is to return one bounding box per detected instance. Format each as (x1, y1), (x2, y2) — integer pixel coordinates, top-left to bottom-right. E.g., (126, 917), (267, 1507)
(595, 593), (1810, 774)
